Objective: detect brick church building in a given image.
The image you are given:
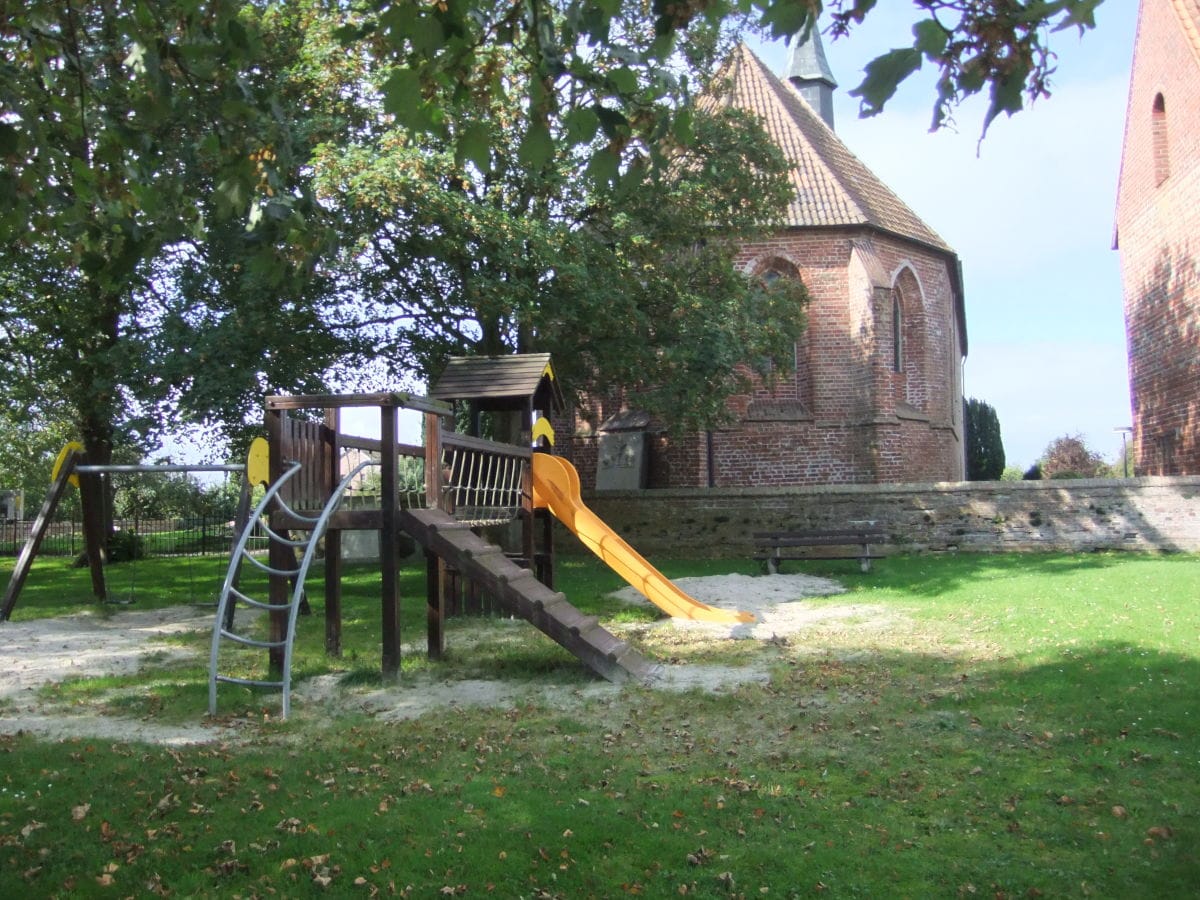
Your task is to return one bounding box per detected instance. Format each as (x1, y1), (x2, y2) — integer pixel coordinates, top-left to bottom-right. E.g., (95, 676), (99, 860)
(1115, 0), (1200, 476)
(565, 38), (968, 489)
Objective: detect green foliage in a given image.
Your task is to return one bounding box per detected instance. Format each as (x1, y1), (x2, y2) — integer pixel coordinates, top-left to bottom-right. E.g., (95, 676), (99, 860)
(315, 15), (808, 429)
(0, 1), (351, 473)
(826, 0), (1109, 134)
(105, 529), (146, 563)
(0, 0), (1110, 477)
(964, 397), (1005, 480)
(1039, 433), (1106, 479)
(0, 404), (78, 514)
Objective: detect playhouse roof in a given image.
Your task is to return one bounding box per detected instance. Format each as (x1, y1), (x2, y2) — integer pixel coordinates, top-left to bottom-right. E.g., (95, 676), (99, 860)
(427, 353), (564, 411)
(704, 44), (952, 253)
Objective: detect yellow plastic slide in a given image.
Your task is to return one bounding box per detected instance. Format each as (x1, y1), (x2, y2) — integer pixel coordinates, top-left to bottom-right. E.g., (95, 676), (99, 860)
(531, 454), (754, 624)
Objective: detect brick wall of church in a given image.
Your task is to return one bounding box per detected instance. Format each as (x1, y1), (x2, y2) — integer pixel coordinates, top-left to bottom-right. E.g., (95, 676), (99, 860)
(559, 227), (965, 490)
(1117, 0), (1200, 475)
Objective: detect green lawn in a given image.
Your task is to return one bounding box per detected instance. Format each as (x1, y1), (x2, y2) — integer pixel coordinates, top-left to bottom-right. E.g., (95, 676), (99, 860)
(1, 551), (1198, 897)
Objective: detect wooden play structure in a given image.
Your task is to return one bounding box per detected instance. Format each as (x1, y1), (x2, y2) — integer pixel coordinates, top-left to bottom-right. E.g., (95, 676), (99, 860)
(4, 355), (752, 718)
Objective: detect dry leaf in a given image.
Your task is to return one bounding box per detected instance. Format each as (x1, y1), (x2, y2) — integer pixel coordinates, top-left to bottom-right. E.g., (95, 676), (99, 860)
(71, 803), (91, 821)
(20, 820), (45, 839)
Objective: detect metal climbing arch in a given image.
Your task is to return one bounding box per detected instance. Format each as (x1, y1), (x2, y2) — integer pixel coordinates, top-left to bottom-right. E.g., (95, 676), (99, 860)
(208, 458), (379, 718)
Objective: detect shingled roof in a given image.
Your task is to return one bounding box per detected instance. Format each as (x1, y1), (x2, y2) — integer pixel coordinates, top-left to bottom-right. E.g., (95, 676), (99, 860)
(703, 43), (952, 254)
(1169, 0), (1200, 61)
(428, 353), (564, 411)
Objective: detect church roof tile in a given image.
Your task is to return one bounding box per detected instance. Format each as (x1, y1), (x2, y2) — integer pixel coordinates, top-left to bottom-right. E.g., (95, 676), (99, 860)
(703, 44), (952, 254)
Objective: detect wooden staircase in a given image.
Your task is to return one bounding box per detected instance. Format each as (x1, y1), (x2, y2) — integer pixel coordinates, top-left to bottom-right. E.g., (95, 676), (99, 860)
(400, 507), (659, 684)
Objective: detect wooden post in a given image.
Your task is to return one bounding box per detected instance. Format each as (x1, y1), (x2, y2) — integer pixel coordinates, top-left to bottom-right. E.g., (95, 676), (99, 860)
(380, 403), (400, 678)
(540, 507), (555, 590)
(266, 409), (289, 675)
(424, 410), (442, 509)
(424, 410), (449, 654)
(521, 462), (534, 574)
(324, 408), (343, 658)
(426, 549), (444, 659)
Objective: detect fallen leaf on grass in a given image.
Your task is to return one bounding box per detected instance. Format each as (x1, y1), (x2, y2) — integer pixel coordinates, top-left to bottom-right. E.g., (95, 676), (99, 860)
(20, 820), (45, 839)
(1146, 825), (1174, 840)
(277, 817), (308, 834)
(71, 803), (91, 821)
(207, 858), (248, 877)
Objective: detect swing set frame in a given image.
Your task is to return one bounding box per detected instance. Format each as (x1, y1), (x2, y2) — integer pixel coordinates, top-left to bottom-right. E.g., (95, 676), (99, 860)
(0, 447), (248, 621)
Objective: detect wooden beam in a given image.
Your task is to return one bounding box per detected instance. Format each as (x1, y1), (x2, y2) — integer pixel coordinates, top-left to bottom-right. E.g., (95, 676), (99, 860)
(324, 407), (343, 658)
(380, 404), (400, 678)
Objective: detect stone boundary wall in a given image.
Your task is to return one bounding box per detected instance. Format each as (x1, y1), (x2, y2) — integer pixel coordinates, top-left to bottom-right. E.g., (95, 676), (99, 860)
(578, 476), (1200, 558)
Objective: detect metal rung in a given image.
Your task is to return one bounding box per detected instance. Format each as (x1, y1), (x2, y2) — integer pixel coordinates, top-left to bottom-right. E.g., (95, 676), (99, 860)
(259, 522), (313, 546)
(240, 553), (306, 577)
(215, 674), (285, 689)
(268, 498), (321, 528)
(229, 591), (291, 612)
(219, 630), (286, 649)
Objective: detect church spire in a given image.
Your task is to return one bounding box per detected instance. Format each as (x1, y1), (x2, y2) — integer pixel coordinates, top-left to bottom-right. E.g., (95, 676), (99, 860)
(785, 25), (837, 129)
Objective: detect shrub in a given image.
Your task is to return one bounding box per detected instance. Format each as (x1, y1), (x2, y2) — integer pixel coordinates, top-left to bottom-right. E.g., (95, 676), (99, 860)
(964, 398), (1005, 480)
(107, 529), (146, 563)
(1039, 434), (1105, 479)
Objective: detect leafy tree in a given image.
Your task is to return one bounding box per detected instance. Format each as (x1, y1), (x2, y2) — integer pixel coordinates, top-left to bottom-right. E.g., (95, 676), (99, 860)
(964, 397), (1005, 480)
(0, 400), (79, 517)
(2, 2), (253, 469)
(314, 5), (808, 428)
(1038, 433), (1106, 479)
(0, 0), (1110, 481)
(0, 3), (352, 475)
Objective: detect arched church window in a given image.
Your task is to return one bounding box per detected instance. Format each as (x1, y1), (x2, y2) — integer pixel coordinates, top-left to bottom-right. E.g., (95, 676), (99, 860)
(1153, 93), (1170, 186)
(759, 260), (798, 286)
(753, 259), (810, 408)
(891, 267), (926, 412)
(891, 291), (903, 373)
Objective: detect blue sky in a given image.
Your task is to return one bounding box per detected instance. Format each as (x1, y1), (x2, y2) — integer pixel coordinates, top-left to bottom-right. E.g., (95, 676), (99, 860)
(754, 3), (1139, 468)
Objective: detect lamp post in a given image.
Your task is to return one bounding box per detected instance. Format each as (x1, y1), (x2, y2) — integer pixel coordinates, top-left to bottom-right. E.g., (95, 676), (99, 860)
(1115, 426), (1133, 477)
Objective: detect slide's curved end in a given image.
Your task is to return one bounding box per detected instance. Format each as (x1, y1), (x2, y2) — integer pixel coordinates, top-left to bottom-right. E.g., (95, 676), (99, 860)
(532, 454), (754, 624)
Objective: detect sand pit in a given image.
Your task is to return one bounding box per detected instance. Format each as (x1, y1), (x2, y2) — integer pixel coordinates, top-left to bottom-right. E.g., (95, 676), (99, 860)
(0, 573), (891, 743)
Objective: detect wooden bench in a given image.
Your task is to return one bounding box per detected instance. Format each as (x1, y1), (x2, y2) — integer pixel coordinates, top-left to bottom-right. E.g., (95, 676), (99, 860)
(753, 526), (888, 574)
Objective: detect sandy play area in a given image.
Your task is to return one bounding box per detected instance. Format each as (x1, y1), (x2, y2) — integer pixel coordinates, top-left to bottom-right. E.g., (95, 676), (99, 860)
(0, 573), (890, 745)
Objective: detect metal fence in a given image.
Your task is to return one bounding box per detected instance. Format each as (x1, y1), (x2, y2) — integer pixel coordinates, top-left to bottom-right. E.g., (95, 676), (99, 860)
(0, 515), (269, 558)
